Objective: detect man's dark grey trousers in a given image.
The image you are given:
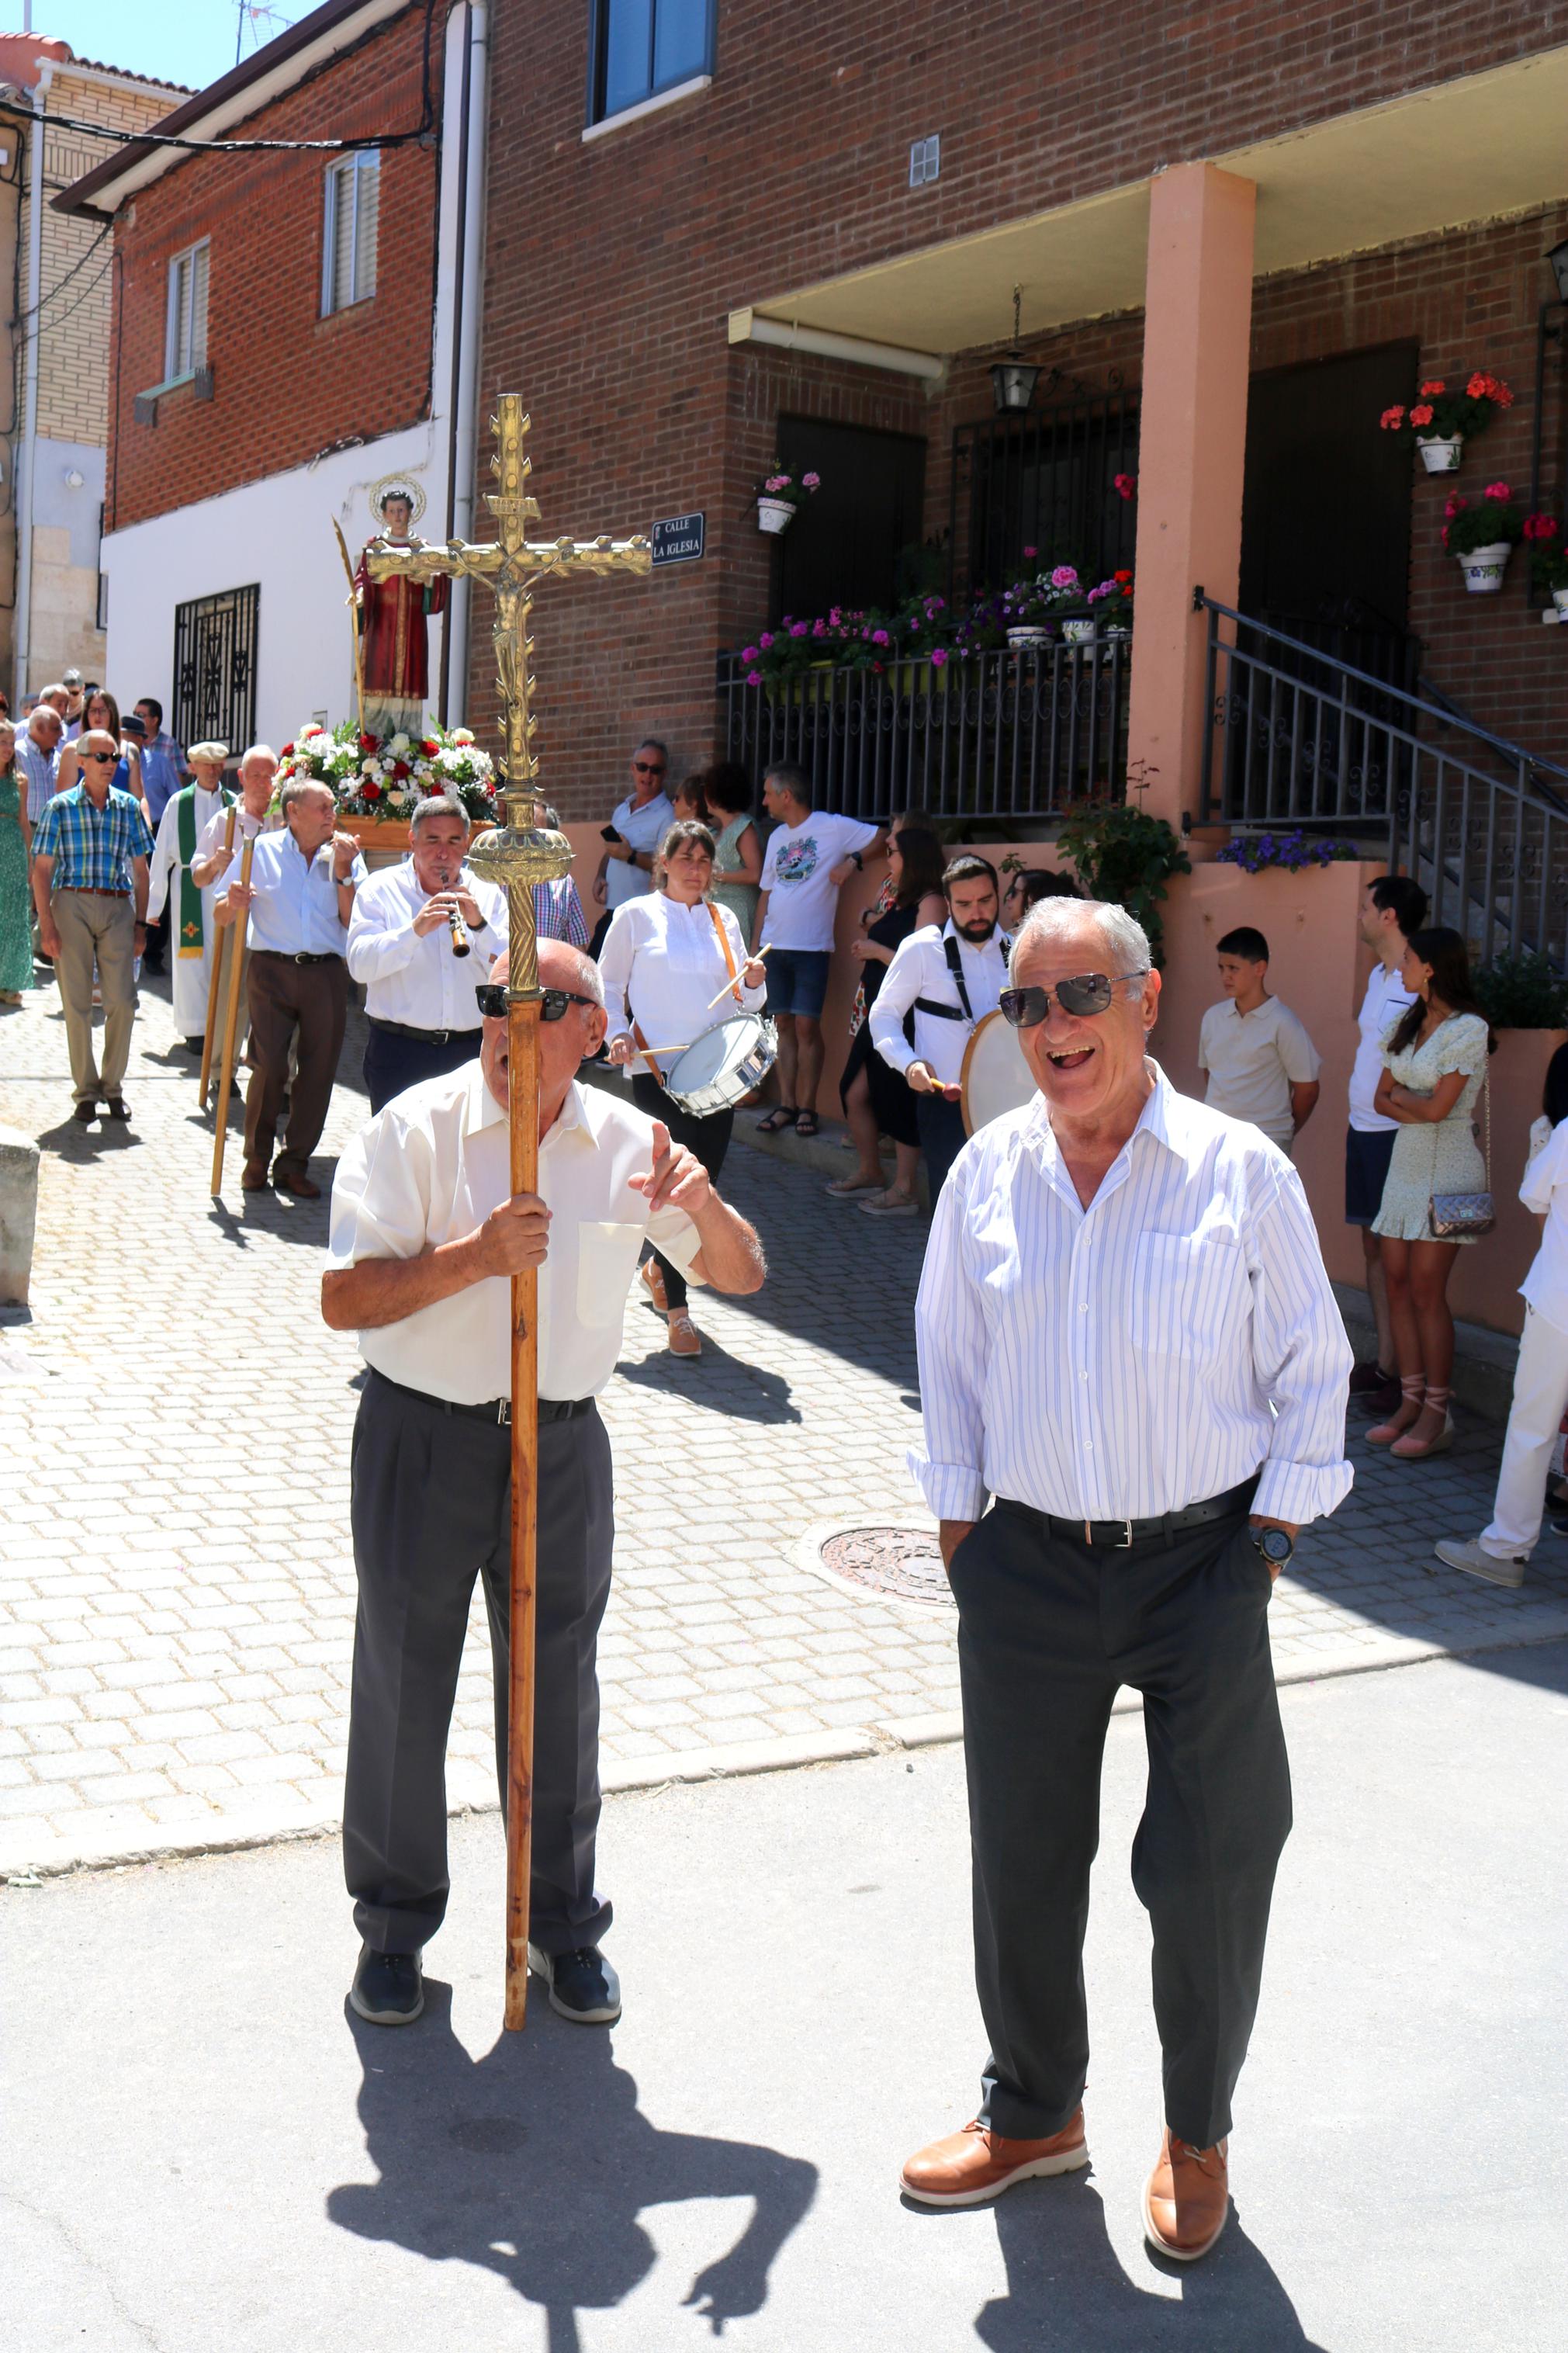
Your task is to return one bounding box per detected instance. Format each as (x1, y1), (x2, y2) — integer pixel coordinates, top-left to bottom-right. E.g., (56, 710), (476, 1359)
(950, 1495), (1292, 2150)
(343, 1371), (614, 1958)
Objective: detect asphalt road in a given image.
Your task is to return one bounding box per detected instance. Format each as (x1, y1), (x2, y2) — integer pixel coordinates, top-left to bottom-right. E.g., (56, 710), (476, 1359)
(5, 1640), (1566, 2353)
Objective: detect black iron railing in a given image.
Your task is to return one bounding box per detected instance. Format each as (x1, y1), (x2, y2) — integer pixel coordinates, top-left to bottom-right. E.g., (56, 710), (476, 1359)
(718, 639), (1132, 824)
(1199, 596), (1568, 966)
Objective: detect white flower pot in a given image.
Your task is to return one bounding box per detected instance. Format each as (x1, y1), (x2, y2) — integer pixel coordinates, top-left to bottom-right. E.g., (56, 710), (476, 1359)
(1552, 587), (1568, 616)
(1006, 626), (1050, 651)
(1456, 540), (1513, 594)
(1417, 434), (1463, 473)
(756, 497), (795, 535)
(1061, 619), (1096, 646)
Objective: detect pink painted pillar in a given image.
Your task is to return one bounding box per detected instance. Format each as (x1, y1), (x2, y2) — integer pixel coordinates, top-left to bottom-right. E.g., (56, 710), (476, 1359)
(1127, 164), (1257, 826)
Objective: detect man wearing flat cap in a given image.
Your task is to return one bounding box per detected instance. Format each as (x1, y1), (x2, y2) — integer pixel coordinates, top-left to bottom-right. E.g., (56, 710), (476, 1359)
(147, 740), (231, 1050)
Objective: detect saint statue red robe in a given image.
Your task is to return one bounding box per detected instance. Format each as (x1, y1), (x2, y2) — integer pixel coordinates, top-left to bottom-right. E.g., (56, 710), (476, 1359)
(354, 539), (449, 700)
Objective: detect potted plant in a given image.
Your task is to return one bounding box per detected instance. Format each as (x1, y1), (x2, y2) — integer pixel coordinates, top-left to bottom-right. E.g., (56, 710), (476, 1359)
(1055, 766), (1190, 966)
(1379, 371), (1514, 473)
(756, 466), (820, 534)
(1525, 511), (1568, 615)
(1442, 482), (1526, 594)
(1085, 570), (1134, 643)
(1213, 830), (1361, 874)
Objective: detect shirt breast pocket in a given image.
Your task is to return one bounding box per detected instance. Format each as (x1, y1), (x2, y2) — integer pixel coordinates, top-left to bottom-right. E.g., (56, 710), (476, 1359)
(576, 1221), (646, 1327)
(1129, 1232), (1248, 1363)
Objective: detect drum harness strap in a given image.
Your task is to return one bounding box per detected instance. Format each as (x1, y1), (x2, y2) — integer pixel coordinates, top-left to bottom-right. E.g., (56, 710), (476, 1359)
(912, 928), (1007, 1026)
(632, 901), (739, 1083)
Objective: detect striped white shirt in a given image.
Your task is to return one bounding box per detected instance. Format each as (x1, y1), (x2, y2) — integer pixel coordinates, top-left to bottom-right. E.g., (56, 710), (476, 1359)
(910, 1067), (1354, 1527)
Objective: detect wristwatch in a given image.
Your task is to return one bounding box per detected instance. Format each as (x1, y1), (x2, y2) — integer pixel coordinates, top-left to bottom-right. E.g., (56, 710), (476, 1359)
(1251, 1524), (1294, 1569)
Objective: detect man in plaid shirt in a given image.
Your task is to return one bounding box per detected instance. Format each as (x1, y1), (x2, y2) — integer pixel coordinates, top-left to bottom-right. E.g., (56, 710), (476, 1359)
(30, 728), (155, 1123)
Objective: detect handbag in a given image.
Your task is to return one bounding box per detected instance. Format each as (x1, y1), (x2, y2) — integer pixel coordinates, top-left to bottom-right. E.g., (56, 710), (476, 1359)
(1429, 1066), (1495, 1238)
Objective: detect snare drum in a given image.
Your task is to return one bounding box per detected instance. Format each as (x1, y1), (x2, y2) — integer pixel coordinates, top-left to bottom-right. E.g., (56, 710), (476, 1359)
(959, 1007), (1038, 1137)
(662, 1012), (778, 1118)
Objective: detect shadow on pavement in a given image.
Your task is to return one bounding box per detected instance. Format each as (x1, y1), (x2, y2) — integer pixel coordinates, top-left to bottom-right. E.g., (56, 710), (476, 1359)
(615, 1332), (804, 1424)
(329, 1986), (817, 2346)
(973, 2176), (1329, 2351)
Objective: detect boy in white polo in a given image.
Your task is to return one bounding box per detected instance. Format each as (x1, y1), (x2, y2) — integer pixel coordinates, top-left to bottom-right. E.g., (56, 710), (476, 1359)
(1197, 926), (1321, 1156)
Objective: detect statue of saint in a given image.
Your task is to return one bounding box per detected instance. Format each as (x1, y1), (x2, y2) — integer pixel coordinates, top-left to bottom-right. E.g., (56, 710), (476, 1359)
(353, 481), (448, 740)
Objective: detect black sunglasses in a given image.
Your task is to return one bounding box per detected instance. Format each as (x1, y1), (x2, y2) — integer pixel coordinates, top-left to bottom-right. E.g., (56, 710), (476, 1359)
(81, 751), (118, 764)
(632, 761), (666, 778)
(999, 969), (1149, 1027)
(475, 983), (598, 1021)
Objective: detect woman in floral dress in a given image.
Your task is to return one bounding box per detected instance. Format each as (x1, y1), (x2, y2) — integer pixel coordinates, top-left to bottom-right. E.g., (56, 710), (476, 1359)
(1368, 927), (1494, 1459)
(0, 719), (33, 1004)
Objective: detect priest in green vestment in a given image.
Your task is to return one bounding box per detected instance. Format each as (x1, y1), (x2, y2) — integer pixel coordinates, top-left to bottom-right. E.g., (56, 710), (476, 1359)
(147, 741), (233, 1049)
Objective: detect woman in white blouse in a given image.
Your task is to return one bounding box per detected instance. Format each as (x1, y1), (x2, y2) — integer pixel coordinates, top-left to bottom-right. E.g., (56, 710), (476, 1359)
(601, 819), (767, 1357)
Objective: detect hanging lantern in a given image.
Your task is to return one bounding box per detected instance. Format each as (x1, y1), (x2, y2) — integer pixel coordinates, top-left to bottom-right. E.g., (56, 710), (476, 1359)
(989, 285), (1040, 414)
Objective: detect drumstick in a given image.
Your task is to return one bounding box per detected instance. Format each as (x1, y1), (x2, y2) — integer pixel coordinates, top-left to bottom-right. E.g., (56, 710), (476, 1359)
(703, 943), (771, 1014)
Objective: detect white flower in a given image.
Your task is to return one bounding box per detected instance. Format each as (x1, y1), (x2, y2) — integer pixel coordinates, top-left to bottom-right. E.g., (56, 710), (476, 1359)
(389, 732), (410, 756)
(386, 787), (409, 809)
(452, 727), (476, 746)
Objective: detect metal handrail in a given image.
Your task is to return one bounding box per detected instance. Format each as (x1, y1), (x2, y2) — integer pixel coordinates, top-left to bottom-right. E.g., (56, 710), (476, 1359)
(1197, 594), (1568, 796)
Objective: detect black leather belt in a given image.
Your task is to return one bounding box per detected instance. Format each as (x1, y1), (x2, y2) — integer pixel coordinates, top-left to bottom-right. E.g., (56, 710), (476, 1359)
(369, 1368), (592, 1426)
(1001, 1475), (1259, 1551)
(368, 1016), (482, 1047)
(254, 949), (337, 966)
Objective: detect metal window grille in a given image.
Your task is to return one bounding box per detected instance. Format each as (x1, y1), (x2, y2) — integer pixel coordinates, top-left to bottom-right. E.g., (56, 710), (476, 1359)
(164, 241), (209, 380)
(909, 134), (940, 187)
(322, 153), (379, 315)
(173, 584), (260, 758)
(952, 389), (1140, 597)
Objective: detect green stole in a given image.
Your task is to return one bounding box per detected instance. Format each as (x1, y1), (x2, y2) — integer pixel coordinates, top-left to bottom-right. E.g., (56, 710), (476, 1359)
(176, 785), (234, 958)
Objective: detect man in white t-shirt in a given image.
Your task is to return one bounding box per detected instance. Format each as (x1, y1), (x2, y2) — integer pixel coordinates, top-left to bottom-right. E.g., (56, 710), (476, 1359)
(752, 761), (885, 1138)
(1345, 873), (1428, 1416)
(589, 738), (675, 952)
(1196, 927), (1321, 1156)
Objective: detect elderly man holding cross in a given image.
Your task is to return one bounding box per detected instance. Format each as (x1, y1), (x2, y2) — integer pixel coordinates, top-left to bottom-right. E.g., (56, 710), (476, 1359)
(322, 940), (765, 2029)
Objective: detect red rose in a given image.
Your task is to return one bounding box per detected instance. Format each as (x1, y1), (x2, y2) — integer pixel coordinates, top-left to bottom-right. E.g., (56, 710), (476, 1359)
(359, 732), (379, 754)
(392, 759), (411, 780)
(421, 738), (438, 756)
(360, 779), (382, 802)
(280, 741), (295, 757)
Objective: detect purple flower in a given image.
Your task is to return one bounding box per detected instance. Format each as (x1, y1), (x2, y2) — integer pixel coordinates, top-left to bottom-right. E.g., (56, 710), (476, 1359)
(740, 646), (760, 664)
(872, 628), (890, 646)
(790, 622), (808, 638)
(746, 670), (763, 687)
(1051, 566), (1078, 589)
(759, 632), (774, 650)
(930, 648), (948, 668)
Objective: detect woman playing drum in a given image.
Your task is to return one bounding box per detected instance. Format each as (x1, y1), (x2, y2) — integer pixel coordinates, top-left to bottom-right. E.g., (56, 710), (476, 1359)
(601, 818), (768, 1357)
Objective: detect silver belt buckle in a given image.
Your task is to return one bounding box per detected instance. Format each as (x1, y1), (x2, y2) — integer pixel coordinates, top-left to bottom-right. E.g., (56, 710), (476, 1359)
(1085, 1518), (1133, 1547)
(494, 1399), (511, 1426)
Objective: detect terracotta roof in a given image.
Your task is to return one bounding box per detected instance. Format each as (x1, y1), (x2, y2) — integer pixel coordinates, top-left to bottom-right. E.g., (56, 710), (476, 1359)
(66, 55), (196, 96)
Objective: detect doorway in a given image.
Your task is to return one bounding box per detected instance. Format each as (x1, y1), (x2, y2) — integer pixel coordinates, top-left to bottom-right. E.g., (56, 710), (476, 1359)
(773, 415), (928, 624)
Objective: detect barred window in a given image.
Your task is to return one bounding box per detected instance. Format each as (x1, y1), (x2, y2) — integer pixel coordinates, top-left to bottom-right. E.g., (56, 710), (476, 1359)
(322, 152), (379, 316)
(164, 240), (209, 381)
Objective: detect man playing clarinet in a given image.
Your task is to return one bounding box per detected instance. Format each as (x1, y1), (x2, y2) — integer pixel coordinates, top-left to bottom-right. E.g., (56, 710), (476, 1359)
(347, 795), (507, 1112)
(321, 940), (765, 2029)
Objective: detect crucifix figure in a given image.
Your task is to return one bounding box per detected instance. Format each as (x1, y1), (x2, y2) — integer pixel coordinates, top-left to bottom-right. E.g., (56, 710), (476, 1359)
(366, 397), (649, 2031)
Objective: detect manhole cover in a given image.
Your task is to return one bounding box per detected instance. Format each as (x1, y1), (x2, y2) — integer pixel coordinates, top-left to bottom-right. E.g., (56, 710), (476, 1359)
(818, 1525), (954, 1608)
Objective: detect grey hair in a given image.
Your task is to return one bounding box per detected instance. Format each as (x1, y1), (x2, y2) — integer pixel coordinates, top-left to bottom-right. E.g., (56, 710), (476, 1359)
(240, 742), (275, 771)
(1014, 894), (1152, 979)
(279, 775), (334, 814)
(487, 943), (605, 1008)
(410, 792), (469, 834)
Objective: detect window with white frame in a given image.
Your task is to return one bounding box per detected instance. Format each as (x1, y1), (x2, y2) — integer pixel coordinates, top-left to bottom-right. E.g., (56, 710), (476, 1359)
(322, 152), (380, 315)
(590, 0), (714, 124)
(164, 240), (209, 381)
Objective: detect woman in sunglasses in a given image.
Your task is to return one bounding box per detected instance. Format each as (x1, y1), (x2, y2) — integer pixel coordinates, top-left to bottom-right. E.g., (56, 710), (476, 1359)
(599, 818), (767, 1357)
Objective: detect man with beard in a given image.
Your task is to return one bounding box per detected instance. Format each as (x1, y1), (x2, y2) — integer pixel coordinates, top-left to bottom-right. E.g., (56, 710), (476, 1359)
(869, 854), (1009, 1202)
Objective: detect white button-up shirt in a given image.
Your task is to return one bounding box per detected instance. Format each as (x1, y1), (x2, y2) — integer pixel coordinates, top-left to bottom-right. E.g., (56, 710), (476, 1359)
(196, 801), (282, 860)
(232, 828), (367, 958)
(598, 892), (763, 1054)
(604, 791), (674, 910)
(910, 1069), (1353, 1528)
(347, 858), (510, 1031)
(327, 1065), (703, 1403)
(1349, 960), (1419, 1132)
(871, 919), (1009, 1087)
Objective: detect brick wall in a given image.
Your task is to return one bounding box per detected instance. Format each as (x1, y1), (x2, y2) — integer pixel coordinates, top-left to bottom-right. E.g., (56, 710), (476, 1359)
(106, 4), (450, 533)
(475, 0), (1568, 814)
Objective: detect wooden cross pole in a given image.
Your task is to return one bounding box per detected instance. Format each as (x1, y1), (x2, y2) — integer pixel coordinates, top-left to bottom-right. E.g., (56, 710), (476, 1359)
(367, 396), (649, 2031)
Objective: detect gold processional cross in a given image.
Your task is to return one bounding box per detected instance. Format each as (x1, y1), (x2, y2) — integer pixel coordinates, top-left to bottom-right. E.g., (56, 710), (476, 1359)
(367, 394), (650, 2031)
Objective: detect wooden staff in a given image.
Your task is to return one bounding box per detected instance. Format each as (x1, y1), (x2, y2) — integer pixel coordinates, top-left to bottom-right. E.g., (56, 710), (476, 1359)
(209, 835), (254, 1196)
(503, 927), (542, 2031)
(197, 805), (238, 1109)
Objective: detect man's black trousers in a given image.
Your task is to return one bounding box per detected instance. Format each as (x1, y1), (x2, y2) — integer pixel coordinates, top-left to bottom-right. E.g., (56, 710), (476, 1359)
(362, 1021), (483, 1116)
(948, 1495), (1292, 2150)
(343, 1371), (614, 1957)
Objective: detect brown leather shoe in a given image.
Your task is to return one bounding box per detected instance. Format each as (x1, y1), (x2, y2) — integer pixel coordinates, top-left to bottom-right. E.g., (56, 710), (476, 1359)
(900, 2112), (1088, 2208)
(639, 1257), (668, 1312)
(241, 1162), (269, 1192)
(1143, 2128), (1229, 2260)
(272, 1167), (320, 1199)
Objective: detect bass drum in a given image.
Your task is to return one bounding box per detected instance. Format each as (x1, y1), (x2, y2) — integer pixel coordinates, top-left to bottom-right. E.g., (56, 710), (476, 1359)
(662, 1011), (778, 1118)
(960, 1008), (1037, 1138)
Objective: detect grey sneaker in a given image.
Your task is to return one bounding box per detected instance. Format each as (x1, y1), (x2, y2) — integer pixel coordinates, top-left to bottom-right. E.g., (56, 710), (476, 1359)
(1433, 1536), (1527, 1589)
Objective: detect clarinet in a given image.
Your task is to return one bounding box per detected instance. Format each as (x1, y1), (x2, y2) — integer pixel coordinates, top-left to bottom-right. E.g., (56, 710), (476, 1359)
(447, 903), (471, 958)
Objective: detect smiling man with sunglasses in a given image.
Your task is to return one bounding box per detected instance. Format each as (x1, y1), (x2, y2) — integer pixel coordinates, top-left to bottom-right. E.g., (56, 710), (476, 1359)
(29, 727), (155, 1122)
(902, 894), (1352, 2261)
(322, 938), (764, 2031)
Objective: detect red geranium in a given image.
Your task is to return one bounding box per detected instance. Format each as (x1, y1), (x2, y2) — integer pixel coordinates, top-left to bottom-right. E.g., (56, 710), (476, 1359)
(1408, 404), (1434, 428)
(1419, 379), (1446, 397)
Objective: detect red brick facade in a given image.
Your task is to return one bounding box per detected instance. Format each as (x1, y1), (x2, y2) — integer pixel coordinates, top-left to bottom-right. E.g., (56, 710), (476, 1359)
(474, 0), (1568, 813)
(106, 3), (450, 534)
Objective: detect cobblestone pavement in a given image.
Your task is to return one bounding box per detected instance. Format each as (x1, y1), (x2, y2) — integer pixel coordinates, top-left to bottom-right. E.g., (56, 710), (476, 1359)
(2, 966), (1566, 1877)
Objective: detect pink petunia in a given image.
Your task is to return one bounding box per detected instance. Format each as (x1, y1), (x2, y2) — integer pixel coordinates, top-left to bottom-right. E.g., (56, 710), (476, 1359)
(1051, 566), (1078, 589)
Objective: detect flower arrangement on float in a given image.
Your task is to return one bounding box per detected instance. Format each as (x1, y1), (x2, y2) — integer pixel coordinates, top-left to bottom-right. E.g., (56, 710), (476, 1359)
(275, 719), (497, 820)
(1379, 371), (1514, 472)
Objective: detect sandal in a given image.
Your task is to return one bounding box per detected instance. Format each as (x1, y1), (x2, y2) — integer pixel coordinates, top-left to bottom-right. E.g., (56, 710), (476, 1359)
(859, 1185), (919, 1218)
(826, 1173), (884, 1197)
(794, 1110), (820, 1138)
(666, 1310), (702, 1358)
(756, 1104), (797, 1133)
